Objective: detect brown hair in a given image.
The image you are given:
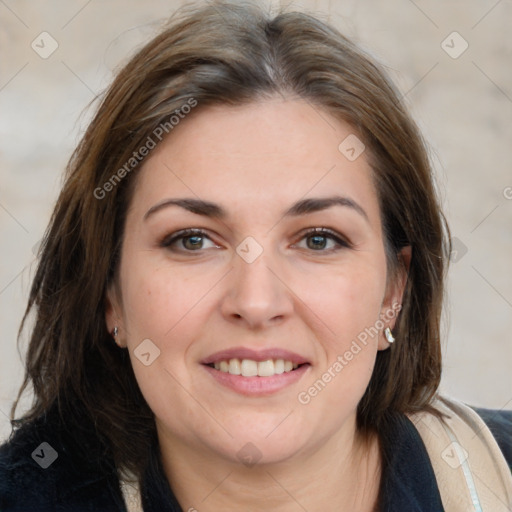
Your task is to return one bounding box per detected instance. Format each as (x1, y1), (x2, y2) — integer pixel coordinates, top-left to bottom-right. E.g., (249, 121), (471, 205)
(11, 0), (450, 486)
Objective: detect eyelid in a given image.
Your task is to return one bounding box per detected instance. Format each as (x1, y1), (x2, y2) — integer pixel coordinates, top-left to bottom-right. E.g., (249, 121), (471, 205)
(160, 226), (352, 253)
(160, 228), (219, 249)
(293, 227), (352, 250)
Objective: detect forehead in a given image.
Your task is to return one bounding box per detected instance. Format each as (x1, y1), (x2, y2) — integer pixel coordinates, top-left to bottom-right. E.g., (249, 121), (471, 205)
(129, 98), (381, 227)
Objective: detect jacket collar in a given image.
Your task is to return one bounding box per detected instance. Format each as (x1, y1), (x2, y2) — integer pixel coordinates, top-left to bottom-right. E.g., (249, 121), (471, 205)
(379, 413), (444, 511)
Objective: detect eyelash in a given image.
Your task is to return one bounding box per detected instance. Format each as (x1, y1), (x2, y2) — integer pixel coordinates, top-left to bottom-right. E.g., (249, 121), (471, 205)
(160, 227), (351, 254)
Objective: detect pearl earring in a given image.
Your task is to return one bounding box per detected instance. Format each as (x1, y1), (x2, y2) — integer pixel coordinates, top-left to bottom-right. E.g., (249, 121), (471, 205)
(384, 327), (395, 344)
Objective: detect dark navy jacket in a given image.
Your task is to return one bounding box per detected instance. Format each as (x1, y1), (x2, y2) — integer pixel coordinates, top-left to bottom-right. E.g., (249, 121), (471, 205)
(1, 404), (511, 511)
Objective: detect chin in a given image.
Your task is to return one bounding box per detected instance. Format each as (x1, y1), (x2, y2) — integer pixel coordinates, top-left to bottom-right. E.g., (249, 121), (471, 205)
(224, 437), (306, 468)
(219, 422), (310, 467)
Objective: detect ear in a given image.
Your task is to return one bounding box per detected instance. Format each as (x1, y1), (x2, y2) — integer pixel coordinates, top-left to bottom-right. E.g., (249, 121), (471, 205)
(105, 283), (126, 348)
(378, 246), (411, 350)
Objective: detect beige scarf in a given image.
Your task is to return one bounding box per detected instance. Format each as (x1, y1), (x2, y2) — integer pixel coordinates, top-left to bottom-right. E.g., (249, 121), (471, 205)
(120, 395), (512, 511)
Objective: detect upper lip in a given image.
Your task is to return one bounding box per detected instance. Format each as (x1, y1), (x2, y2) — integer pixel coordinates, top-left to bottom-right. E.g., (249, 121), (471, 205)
(201, 347), (311, 365)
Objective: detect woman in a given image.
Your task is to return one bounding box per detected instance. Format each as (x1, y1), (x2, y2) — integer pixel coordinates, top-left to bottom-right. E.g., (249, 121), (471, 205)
(1, 1), (511, 511)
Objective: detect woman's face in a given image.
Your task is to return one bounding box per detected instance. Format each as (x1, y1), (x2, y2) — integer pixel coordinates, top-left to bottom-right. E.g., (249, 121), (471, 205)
(107, 97), (407, 465)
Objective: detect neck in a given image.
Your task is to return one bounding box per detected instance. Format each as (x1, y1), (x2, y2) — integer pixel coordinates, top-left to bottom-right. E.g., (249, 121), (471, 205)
(157, 417), (382, 512)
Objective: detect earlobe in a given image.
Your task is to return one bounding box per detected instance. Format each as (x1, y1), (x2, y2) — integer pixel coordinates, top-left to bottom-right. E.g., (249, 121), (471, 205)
(389, 245), (411, 309)
(105, 285), (117, 333)
(398, 245), (412, 275)
(105, 285), (125, 347)
(378, 246), (412, 350)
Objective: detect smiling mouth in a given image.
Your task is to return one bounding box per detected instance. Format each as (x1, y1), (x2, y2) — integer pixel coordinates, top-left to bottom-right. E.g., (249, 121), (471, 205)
(206, 358), (309, 377)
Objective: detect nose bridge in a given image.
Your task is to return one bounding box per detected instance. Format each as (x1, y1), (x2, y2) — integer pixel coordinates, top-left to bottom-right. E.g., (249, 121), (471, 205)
(222, 237), (292, 327)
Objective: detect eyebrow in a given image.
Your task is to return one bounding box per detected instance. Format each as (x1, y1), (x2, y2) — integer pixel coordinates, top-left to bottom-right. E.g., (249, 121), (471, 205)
(144, 195), (369, 222)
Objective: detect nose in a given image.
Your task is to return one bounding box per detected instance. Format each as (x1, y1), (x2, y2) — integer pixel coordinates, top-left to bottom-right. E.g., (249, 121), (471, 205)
(220, 247), (294, 330)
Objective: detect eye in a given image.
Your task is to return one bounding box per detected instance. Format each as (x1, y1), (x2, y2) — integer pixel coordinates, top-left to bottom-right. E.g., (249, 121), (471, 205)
(160, 227), (351, 254)
(160, 229), (220, 252)
(293, 227), (351, 252)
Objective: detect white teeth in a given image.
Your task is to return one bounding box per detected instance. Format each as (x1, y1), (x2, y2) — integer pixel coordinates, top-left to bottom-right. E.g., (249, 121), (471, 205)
(212, 358), (301, 377)
(257, 359), (274, 377)
(228, 358), (241, 375)
(274, 359), (285, 374)
(241, 359), (258, 377)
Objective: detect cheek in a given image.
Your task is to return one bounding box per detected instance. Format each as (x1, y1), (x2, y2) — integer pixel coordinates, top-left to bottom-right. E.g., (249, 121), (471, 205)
(299, 259), (386, 344)
(119, 256), (219, 391)
(294, 261), (386, 409)
(120, 255), (210, 342)
(119, 260), (214, 435)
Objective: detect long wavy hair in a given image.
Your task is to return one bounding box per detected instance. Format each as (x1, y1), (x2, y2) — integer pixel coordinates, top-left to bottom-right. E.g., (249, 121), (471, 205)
(11, 0), (451, 486)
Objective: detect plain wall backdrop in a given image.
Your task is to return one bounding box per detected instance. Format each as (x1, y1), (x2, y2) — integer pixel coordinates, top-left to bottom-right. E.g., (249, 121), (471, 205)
(1, 0), (511, 441)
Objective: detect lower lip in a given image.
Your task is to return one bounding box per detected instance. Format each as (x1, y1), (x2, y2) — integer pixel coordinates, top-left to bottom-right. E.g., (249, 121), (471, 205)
(202, 364), (310, 396)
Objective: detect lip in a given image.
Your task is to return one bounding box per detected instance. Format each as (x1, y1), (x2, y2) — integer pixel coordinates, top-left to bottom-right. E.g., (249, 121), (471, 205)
(202, 363), (311, 396)
(201, 347), (310, 365)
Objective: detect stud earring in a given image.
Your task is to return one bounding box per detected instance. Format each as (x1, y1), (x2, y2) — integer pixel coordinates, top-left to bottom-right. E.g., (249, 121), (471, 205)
(384, 327), (395, 344)
(112, 326), (119, 338)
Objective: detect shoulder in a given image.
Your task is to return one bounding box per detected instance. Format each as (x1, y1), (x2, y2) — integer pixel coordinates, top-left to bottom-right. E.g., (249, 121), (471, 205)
(0, 411), (58, 510)
(405, 395), (512, 511)
(469, 405), (512, 469)
(432, 395), (512, 469)
(0, 406), (124, 511)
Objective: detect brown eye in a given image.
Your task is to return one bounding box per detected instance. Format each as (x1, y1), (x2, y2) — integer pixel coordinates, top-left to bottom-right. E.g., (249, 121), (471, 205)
(294, 228), (351, 252)
(161, 229), (219, 252)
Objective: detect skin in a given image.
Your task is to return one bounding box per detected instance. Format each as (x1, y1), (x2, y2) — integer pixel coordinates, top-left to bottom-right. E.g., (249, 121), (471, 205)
(106, 96), (410, 511)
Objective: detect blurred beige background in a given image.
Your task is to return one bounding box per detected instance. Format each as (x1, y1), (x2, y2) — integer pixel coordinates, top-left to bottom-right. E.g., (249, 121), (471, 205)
(1, 0), (511, 441)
